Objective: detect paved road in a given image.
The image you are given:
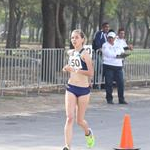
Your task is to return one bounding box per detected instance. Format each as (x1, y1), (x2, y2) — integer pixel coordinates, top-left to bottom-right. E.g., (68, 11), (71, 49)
(0, 87), (149, 150)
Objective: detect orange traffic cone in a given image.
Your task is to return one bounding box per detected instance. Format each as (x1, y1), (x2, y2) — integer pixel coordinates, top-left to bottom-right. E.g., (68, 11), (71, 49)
(114, 114), (140, 150)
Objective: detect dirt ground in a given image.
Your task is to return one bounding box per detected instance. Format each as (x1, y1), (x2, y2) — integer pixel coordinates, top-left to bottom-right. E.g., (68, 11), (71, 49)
(0, 86), (149, 117)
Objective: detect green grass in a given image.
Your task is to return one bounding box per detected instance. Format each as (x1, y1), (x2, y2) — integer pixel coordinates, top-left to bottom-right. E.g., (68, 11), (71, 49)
(126, 49), (150, 63)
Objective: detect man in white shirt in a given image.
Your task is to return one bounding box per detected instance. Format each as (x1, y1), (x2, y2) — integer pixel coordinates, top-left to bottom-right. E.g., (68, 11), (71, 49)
(102, 30), (128, 104)
(115, 28), (133, 51)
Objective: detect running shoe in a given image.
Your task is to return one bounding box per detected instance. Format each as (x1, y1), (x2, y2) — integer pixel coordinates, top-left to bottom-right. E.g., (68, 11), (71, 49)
(85, 128), (95, 148)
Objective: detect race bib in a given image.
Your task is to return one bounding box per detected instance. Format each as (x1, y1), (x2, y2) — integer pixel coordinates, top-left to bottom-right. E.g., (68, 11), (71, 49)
(83, 45), (93, 58)
(69, 53), (82, 69)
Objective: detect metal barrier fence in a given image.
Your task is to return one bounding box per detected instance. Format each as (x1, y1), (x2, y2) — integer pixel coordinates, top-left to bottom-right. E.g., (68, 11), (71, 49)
(0, 48), (69, 95)
(93, 49), (150, 85)
(124, 49), (150, 82)
(0, 48), (150, 95)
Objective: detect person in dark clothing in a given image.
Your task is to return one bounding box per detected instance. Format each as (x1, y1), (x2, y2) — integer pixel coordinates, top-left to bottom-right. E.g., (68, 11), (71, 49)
(92, 22), (110, 89)
(92, 22), (110, 51)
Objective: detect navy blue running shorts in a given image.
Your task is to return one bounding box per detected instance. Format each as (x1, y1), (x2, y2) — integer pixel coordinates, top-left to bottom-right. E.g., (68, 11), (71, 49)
(66, 84), (90, 97)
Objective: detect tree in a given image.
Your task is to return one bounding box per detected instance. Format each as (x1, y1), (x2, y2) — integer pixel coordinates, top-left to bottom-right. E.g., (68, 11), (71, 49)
(6, 0), (17, 48)
(26, 0), (42, 43)
(41, 0), (67, 82)
(55, 0), (66, 48)
(99, 0), (106, 29)
(42, 0), (56, 48)
(6, 0), (41, 48)
(0, 0), (9, 42)
(42, 0), (66, 48)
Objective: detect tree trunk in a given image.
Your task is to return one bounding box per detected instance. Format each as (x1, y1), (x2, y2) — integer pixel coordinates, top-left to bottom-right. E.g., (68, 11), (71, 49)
(125, 18), (131, 43)
(58, 2), (66, 47)
(1, 0), (8, 42)
(117, 10), (124, 28)
(28, 27), (32, 42)
(133, 18), (137, 46)
(92, 8), (98, 37)
(99, 0), (106, 30)
(55, 1), (66, 72)
(41, 0), (56, 82)
(36, 27), (41, 42)
(143, 16), (150, 49)
(70, 3), (78, 48)
(144, 29), (150, 49)
(16, 12), (26, 48)
(42, 0), (56, 48)
(55, 1), (66, 48)
(6, 0), (17, 48)
(139, 24), (145, 46)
